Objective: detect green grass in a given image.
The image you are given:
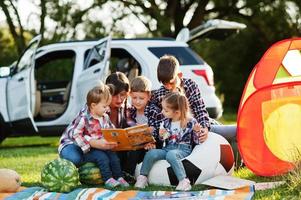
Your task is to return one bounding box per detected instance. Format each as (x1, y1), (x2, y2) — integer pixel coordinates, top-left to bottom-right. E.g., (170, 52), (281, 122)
(1, 115), (300, 199)
(218, 112), (237, 124)
(0, 136), (59, 187)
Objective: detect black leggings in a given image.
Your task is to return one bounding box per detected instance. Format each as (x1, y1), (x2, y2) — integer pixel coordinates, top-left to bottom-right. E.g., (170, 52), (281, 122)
(117, 150), (146, 176)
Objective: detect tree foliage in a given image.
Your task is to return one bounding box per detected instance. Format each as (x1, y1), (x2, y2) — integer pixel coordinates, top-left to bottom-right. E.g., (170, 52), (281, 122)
(0, 0), (300, 111)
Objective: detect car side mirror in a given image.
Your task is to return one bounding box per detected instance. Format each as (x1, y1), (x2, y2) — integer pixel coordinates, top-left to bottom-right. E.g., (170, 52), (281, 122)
(0, 67), (10, 77)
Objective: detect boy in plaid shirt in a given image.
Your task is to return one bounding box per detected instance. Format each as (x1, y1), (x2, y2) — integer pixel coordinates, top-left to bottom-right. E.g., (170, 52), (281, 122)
(146, 55), (210, 143)
(58, 84), (129, 188)
(125, 76), (163, 176)
(128, 76), (163, 144)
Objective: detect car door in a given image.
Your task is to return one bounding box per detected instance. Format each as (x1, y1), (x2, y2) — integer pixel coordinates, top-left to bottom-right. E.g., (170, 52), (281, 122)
(76, 36), (111, 107)
(6, 35), (41, 133)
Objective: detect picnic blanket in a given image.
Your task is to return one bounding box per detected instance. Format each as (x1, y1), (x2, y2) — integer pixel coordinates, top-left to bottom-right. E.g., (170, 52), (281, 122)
(1, 186), (254, 200)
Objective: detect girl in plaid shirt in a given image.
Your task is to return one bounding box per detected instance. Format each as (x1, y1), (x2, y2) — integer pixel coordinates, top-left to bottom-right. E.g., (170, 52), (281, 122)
(59, 84), (129, 188)
(135, 92), (203, 191)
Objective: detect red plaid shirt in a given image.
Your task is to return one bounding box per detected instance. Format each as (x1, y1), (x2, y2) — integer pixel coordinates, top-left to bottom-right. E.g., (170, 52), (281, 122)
(58, 105), (114, 154)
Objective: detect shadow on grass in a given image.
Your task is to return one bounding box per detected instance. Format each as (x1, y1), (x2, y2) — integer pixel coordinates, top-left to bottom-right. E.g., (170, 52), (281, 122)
(22, 182), (210, 192)
(22, 182), (43, 188)
(0, 143), (57, 149)
(84, 183), (209, 191)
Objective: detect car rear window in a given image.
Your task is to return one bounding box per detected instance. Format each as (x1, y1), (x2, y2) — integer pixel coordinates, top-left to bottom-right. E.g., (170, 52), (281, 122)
(148, 46), (204, 65)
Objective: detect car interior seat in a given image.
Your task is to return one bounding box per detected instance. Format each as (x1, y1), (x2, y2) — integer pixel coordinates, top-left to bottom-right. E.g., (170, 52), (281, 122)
(34, 85), (41, 117)
(116, 58), (129, 73)
(116, 57), (140, 82)
(34, 90), (41, 117)
(128, 65), (139, 82)
(40, 82), (71, 118)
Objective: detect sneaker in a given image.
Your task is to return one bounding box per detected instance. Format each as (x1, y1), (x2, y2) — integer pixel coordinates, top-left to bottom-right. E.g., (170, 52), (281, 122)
(105, 177), (120, 188)
(123, 171), (136, 184)
(175, 178), (191, 191)
(134, 175), (148, 189)
(117, 177), (130, 187)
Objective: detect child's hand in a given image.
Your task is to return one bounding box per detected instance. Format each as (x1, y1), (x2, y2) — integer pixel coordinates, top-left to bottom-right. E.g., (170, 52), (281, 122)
(159, 128), (167, 136)
(90, 139), (118, 150)
(144, 142), (156, 150)
(198, 127), (209, 143)
(193, 123), (208, 143)
(159, 128), (169, 140)
(193, 123), (201, 132)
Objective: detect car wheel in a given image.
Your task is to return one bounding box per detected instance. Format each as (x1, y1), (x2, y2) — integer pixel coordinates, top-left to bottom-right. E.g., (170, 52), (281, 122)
(0, 125), (6, 143)
(0, 115), (9, 144)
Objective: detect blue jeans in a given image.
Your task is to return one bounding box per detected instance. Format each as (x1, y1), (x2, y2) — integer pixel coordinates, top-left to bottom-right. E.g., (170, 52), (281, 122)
(60, 144), (123, 181)
(140, 143), (192, 181)
(211, 124), (237, 141)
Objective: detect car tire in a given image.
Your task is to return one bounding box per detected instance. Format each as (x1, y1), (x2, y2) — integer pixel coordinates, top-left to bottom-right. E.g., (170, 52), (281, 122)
(0, 115), (9, 144)
(0, 126), (5, 143)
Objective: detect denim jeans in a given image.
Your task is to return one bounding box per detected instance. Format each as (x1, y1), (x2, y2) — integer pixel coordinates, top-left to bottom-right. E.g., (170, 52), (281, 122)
(60, 144), (123, 181)
(140, 143), (192, 181)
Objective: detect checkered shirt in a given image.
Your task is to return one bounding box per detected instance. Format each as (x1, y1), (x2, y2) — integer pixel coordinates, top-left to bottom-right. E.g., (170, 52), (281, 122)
(159, 117), (200, 145)
(149, 78), (210, 129)
(58, 105), (114, 154)
(127, 103), (163, 140)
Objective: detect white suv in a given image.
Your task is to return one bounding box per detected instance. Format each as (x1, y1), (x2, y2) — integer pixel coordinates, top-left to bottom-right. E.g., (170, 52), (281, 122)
(0, 20), (245, 142)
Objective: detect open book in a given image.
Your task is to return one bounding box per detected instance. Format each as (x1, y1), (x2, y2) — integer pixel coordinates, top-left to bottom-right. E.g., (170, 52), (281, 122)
(102, 124), (155, 151)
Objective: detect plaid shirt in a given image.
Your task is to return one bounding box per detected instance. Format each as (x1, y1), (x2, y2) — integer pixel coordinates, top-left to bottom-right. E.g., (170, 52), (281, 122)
(58, 105), (114, 154)
(127, 103), (163, 140)
(159, 117), (200, 146)
(149, 78), (210, 129)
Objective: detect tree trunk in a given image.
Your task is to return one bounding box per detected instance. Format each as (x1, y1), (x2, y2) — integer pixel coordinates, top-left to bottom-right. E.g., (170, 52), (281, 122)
(0, 0), (25, 54)
(39, 0), (47, 42)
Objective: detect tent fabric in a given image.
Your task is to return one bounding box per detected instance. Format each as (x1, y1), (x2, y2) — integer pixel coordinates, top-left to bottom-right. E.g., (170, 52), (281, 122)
(238, 38), (301, 176)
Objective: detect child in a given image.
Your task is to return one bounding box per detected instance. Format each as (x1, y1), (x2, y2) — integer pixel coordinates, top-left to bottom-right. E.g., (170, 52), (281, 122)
(146, 55), (210, 143)
(121, 76), (162, 178)
(135, 92), (201, 191)
(128, 76), (163, 144)
(58, 84), (129, 188)
(105, 72), (136, 182)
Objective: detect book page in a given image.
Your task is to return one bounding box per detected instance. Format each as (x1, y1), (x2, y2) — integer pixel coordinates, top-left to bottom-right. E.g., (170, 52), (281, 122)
(102, 124), (154, 151)
(201, 175), (255, 190)
(127, 129), (155, 146)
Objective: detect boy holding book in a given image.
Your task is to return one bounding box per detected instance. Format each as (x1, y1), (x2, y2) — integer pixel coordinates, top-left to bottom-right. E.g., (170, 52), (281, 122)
(125, 76), (163, 175)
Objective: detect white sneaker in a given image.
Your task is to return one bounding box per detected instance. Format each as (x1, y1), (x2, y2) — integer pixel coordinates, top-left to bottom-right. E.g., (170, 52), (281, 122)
(134, 175), (148, 189)
(175, 178), (191, 191)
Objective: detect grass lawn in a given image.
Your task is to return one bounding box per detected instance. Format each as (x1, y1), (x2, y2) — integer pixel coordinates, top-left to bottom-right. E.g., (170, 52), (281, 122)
(0, 113), (300, 199)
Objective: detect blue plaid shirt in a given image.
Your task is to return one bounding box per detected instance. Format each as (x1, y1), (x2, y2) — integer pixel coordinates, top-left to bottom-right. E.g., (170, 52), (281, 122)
(148, 78), (210, 129)
(159, 117), (200, 146)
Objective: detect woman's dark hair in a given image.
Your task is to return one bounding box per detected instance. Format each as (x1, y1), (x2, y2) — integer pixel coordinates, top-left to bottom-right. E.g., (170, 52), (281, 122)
(105, 72), (130, 95)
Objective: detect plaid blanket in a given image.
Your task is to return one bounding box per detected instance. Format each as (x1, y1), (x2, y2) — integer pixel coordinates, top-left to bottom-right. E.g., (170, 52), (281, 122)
(2, 186), (254, 200)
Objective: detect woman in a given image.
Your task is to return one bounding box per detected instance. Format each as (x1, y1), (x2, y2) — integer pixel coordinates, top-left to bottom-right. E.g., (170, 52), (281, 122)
(105, 72), (145, 182)
(105, 72), (129, 129)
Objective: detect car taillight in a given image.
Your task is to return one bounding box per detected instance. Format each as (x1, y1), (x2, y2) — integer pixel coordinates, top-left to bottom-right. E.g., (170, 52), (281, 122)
(192, 69), (214, 86)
